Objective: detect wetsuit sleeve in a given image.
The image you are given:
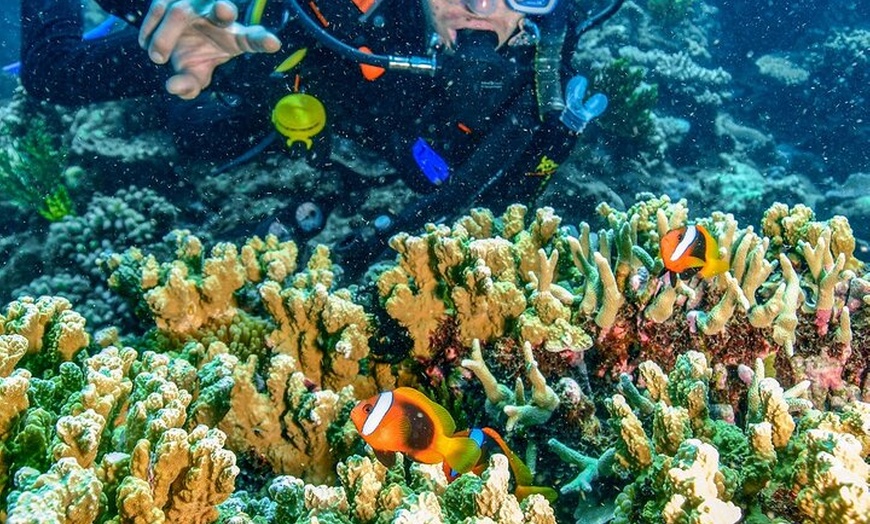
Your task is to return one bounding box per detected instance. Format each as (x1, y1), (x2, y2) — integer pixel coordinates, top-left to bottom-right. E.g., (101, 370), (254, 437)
(94, 0), (153, 27)
(20, 0), (168, 104)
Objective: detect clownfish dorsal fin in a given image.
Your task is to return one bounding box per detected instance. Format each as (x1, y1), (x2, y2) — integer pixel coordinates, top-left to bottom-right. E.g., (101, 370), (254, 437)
(394, 387), (457, 435)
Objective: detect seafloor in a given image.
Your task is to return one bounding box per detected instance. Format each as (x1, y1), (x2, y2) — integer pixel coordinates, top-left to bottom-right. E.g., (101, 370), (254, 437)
(0, 1), (868, 523)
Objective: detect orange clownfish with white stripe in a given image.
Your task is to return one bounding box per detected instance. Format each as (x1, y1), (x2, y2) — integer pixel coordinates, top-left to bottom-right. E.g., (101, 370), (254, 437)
(350, 387), (481, 474)
(659, 224), (729, 281)
(444, 427), (559, 503)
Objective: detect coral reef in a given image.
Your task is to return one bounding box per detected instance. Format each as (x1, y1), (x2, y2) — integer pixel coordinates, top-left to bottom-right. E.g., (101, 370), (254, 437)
(549, 350), (870, 523)
(1, 196), (868, 523)
(217, 454), (556, 523)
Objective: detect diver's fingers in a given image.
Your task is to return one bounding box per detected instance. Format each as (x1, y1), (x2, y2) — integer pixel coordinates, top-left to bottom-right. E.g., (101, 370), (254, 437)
(139, 0), (172, 48)
(236, 25), (282, 54)
(145, 2), (196, 64)
(208, 0), (239, 27)
(165, 68), (213, 100)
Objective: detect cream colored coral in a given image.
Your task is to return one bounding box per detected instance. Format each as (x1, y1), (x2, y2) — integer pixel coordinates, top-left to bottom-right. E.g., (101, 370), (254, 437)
(796, 430), (870, 523)
(758, 378), (796, 449)
(475, 454), (528, 523)
(5, 458), (103, 524)
(240, 234), (299, 283)
(0, 368), (30, 438)
(638, 360), (671, 404)
(122, 425), (239, 524)
(0, 296), (89, 360)
(772, 254), (802, 356)
(378, 231), (449, 360)
(608, 394), (653, 471)
(594, 252), (625, 330)
(662, 440), (742, 524)
(53, 409), (105, 468)
(0, 334), (27, 377)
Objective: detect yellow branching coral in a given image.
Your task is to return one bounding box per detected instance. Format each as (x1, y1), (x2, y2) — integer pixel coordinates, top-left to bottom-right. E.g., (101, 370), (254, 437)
(260, 246), (373, 395)
(662, 440), (741, 524)
(239, 234), (298, 283)
(218, 353), (357, 483)
(144, 239), (247, 335)
(378, 229), (450, 360)
(0, 368), (30, 439)
(0, 296), (89, 362)
(514, 207), (562, 282)
(452, 258), (526, 345)
(519, 248), (592, 352)
(119, 425), (239, 524)
(52, 346), (137, 468)
(0, 334), (28, 377)
(606, 394), (654, 472)
(5, 457), (102, 524)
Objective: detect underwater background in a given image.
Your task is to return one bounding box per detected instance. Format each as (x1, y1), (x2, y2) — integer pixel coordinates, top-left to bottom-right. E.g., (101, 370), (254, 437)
(0, 0), (868, 523)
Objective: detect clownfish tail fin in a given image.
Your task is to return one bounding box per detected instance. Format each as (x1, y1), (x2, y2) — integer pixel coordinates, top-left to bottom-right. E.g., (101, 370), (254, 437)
(515, 485), (559, 503)
(439, 435), (482, 475)
(701, 256), (730, 279)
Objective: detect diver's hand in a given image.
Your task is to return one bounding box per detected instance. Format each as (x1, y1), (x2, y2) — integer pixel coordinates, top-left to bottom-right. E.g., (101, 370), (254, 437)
(139, 0), (281, 99)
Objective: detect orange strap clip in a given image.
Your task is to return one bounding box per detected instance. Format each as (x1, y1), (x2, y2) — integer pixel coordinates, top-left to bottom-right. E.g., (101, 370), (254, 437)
(358, 46), (386, 81)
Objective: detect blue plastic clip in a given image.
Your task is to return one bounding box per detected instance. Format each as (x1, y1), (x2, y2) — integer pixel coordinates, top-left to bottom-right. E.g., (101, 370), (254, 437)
(560, 75), (608, 133)
(412, 137), (451, 186)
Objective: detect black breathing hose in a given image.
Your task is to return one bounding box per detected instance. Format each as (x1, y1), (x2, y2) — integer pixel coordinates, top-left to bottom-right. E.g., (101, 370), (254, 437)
(283, 0), (437, 74)
(576, 0), (627, 36)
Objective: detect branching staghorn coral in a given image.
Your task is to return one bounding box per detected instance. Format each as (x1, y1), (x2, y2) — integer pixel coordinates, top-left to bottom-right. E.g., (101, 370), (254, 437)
(461, 339), (560, 431)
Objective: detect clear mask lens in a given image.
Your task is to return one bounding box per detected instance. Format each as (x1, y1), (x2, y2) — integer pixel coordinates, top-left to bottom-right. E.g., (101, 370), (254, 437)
(463, 0), (498, 16)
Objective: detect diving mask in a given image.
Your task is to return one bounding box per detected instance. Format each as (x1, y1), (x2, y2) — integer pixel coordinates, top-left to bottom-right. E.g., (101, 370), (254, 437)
(462, 0), (498, 16)
(505, 0), (559, 15)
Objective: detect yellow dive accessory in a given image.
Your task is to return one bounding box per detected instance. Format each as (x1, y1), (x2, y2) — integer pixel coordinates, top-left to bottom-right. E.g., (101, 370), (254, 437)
(271, 93), (327, 150)
(247, 0), (268, 24)
(274, 48), (308, 75)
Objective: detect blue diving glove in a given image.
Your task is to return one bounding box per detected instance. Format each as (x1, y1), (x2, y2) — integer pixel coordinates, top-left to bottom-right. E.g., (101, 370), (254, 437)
(560, 75), (608, 133)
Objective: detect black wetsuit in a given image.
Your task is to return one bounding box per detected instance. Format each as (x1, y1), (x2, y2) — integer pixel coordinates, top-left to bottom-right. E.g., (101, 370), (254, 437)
(21, 0), (586, 271)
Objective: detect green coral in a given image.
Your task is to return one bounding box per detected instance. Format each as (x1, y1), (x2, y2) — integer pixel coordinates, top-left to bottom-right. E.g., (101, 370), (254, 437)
(0, 115), (73, 222)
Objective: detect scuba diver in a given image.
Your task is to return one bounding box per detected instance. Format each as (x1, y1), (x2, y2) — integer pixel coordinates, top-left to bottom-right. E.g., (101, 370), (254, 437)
(20, 0), (623, 277)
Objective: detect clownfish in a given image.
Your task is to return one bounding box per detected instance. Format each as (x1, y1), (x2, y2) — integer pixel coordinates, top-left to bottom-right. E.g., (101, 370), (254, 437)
(350, 387), (481, 474)
(444, 427), (559, 503)
(659, 224), (729, 281)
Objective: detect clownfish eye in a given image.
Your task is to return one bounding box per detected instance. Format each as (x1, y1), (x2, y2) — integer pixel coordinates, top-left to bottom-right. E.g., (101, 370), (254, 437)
(363, 404), (373, 414)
